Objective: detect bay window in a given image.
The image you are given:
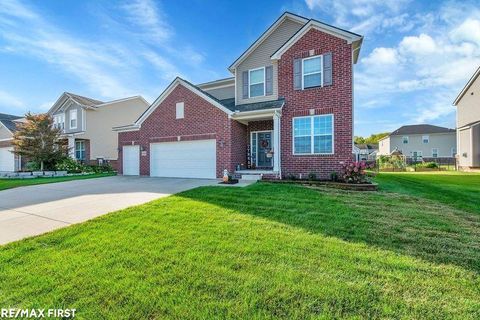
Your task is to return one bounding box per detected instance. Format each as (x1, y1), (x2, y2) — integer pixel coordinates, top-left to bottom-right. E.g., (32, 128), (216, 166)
(293, 114), (333, 155)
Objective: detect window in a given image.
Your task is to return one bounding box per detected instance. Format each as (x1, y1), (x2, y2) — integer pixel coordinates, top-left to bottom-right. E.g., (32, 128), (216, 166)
(75, 140), (85, 160)
(432, 148), (438, 158)
(293, 114), (333, 155)
(176, 102), (184, 119)
(70, 109), (77, 129)
(53, 114), (64, 130)
(411, 151), (422, 159)
(249, 67), (265, 97)
(451, 148), (456, 157)
(302, 55), (322, 89)
(422, 135), (429, 144)
(402, 136), (409, 144)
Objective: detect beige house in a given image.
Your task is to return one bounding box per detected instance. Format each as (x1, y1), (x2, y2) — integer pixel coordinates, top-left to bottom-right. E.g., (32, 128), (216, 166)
(48, 92), (149, 169)
(453, 66), (480, 170)
(378, 124), (456, 160)
(0, 113), (24, 172)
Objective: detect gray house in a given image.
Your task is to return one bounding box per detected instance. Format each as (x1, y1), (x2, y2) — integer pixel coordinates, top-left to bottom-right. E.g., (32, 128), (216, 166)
(378, 124), (456, 160)
(453, 66), (480, 170)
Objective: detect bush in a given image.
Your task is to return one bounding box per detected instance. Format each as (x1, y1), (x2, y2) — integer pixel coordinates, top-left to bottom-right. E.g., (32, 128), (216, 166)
(26, 161), (40, 171)
(308, 172), (317, 181)
(330, 171), (339, 182)
(341, 161), (374, 184)
(55, 157), (85, 173)
(85, 163), (114, 174)
(417, 162), (439, 169)
(377, 155), (406, 169)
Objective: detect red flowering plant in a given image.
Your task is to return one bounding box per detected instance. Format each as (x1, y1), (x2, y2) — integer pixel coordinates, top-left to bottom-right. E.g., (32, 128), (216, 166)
(341, 161), (375, 184)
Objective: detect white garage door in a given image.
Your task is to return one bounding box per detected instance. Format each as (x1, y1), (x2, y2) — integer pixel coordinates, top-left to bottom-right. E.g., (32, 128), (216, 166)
(0, 147), (15, 172)
(122, 145), (140, 176)
(150, 139), (216, 179)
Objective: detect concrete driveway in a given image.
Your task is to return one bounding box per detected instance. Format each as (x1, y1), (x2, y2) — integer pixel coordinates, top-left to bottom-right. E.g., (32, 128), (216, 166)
(0, 176), (217, 245)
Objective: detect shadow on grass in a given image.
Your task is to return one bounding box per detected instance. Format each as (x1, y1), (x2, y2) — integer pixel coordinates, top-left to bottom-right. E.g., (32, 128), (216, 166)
(179, 183), (480, 273)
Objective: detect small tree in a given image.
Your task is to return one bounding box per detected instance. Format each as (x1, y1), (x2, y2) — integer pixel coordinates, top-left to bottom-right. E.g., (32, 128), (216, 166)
(12, 113), (68, 171)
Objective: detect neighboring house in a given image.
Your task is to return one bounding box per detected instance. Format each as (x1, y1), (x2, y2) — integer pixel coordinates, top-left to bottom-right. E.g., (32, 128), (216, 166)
(0, 113), (23, 172)
(453, 66), (480, 170)
(353, 143), (378, 161)
(114, 12), (363, 179)
(378, 124), (456, 161)
(47, 92), (150, 169)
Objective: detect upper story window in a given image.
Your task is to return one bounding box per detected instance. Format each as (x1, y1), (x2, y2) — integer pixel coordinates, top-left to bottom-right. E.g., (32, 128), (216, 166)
(293, 114), (333, 155)
(176, 102), (184, 119)
(422, 135), (429, 144)
(70, 109), (77, 129)
(53, 114), (64, 130)
(302, 56), (322, 89)
(249, 67), (265, 98)
(402, 136), (409, 144)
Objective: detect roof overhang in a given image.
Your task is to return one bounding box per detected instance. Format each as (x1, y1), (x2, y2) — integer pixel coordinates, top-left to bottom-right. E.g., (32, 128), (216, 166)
(0, 121), (14, 135)
(112, 124), (141, 132)
(228, 12), (308, 73)
(197, 77), (235, 90)
(453, 66), (480, 106)
(271, 20), (363, 64)
(230, 107), (282, 124)
(458, 120), (480, 131)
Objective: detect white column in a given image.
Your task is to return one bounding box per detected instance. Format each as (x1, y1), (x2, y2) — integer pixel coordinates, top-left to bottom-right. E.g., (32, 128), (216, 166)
(68, 136), (75, 159)
(273, 112), (281, 172)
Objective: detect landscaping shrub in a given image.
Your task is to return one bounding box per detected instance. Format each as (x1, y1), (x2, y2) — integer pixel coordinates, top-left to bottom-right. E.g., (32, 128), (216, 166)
(330, 171), (339, 182)
(308, 172), (317, 181)
(26, 161), (40, 171)
(85, 163), (114, 174)
(341, 161), (374, 184)
(377, 155), (406, 170)
(55, 157), (85, 173)
(417, 162), (439, 169)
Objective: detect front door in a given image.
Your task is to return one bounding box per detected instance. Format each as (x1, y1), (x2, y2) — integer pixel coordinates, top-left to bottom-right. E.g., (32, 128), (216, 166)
(257, 132), (272, 167)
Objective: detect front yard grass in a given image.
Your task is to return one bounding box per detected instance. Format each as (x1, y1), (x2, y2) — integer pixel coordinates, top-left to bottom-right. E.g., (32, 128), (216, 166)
(0, 172), (479, 319)
(0, 173), (115, 191)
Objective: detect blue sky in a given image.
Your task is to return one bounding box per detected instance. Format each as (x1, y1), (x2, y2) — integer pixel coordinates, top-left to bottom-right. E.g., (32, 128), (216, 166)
(0, 0), (479, 136)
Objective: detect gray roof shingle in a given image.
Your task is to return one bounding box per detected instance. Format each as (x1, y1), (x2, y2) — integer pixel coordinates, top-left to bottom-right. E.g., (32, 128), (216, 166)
(0, 113), (22, 133)
(220, 98), (285, 112)
(390, 124), (455, 136)
(65, 92), (104, 107)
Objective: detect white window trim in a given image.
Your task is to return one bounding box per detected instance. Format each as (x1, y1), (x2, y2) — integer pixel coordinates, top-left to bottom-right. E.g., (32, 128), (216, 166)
(422, 135), (429, 144)
(292, 114), (334, 155)
(402, 136), (409, 144)
(432, 148), (438, 158)
(248, 67), (266, 98)
(176, 102), (185, 119)
(301, 55), (323, 90)
(70, 109), (77, 129)
(250, 130), (273, 166)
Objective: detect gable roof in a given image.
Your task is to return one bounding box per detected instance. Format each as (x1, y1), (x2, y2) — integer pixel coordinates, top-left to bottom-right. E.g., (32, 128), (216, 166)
(390, 124), (455, 136)
(120, 77), (234, 131)
(65, 92), (104, 107)
(355, 143), (378, 151)
(453, 66), (480, 106)
(228, 12), (308, 72)
(0, 113), (22, 134)
(271, 19), (363, 63)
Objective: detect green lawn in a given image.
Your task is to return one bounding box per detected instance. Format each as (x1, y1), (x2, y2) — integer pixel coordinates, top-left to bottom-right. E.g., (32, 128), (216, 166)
(0, 173), (115, 191)
(0, 172), (479, 319)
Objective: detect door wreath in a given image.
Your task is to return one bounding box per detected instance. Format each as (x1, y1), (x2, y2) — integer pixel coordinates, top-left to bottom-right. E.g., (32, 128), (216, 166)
(261, 140), (269, 148)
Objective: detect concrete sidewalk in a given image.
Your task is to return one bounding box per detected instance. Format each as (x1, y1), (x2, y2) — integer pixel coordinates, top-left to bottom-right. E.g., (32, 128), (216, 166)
(0, 176), (216, 245)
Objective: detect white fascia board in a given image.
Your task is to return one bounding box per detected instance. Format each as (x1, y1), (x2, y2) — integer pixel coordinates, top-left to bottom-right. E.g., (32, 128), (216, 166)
(228, 13), (308, 72)
(453, 66), (480, 106)
(135, 77), (233, 126)
(271, 21), (363, 63)
(112, 124), (141, 132)
(0, 121), (14, 135)
(231, 107), (283, 120)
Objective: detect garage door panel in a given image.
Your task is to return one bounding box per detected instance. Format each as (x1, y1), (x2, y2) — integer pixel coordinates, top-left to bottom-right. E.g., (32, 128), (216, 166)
(0, 147), (15, 172)
(150, 140), (216, 179)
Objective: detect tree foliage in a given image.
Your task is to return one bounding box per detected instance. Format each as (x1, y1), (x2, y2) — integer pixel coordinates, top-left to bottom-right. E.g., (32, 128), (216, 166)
(354, 132), (390, 145)
(12, 113), (67, 170)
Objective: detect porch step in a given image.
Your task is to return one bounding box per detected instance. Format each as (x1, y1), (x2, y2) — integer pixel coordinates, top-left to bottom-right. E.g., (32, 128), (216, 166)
(239, 174), (262, 181)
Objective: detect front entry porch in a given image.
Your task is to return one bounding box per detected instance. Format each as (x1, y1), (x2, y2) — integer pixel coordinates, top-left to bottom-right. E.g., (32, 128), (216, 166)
(231, 107), (282, 177)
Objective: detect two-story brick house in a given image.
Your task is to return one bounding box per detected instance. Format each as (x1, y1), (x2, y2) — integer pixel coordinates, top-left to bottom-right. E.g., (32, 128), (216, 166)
(115, 12), (363, 179)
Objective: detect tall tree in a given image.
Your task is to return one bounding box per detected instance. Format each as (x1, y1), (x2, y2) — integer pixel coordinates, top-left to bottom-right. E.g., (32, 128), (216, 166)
(355, 132), (390, 145)
(12, 113), (67, 171)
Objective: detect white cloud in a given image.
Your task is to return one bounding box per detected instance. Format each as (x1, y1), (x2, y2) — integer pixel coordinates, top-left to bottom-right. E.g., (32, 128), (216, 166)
(362, 47), (398, 65)
(399, 34), (437, 55)
(450, 18), (480, 45)
(0, 90), (24, 109)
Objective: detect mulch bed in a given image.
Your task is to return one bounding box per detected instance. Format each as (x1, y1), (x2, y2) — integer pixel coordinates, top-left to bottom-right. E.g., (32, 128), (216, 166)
(260, 179), (378, 191)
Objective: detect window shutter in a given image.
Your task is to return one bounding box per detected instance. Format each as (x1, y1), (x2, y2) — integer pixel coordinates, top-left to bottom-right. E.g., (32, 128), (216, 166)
(265, 66), (273, 95)
(323, 52), (333, 86)
(242, 71), (249, 99)
(293, 58), (301, 90)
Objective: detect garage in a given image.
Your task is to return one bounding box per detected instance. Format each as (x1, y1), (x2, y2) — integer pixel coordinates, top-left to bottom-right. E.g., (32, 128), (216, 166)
(0, 147), (15, 172)
(122, 145), (140, 175)
(150, 139), (216, 179)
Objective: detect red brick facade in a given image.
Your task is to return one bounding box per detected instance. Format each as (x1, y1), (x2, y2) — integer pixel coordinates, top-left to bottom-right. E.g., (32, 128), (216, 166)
(117, 27), (354, 179)
(278, 28), (353, 178)
(118, 84), (247, 178)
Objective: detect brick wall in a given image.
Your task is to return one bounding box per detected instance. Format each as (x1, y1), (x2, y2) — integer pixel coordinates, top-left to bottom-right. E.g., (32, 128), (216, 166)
(118, 84), (243, 178)
(278, 28), (353, 178)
